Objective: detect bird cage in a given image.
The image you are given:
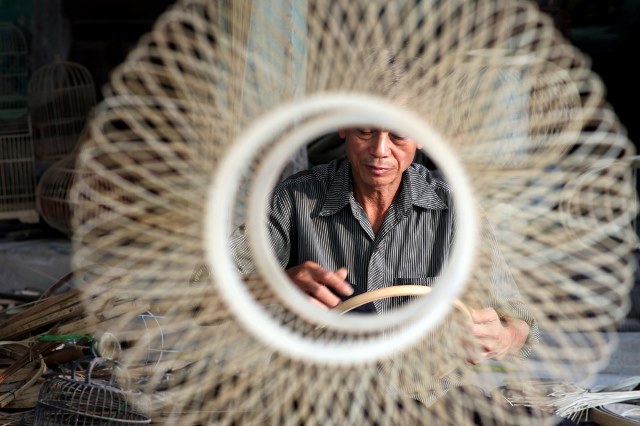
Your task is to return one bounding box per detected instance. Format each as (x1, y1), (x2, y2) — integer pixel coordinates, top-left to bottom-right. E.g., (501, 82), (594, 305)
(0, 22), (37, 223)
(28, 60), (96, 165)
(33, 358), (151, 425)
(0, 130), (38, 223)
(35, 121), (92, 235)
(0, 22), (29, 135)
(35, 148), (78, 234)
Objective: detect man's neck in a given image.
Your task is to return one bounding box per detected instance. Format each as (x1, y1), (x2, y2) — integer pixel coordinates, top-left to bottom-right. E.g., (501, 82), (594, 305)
(354, 183), (401, 235)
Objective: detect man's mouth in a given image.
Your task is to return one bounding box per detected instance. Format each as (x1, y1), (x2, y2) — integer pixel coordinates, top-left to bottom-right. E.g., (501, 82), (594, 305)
(366, 166), (388, 175)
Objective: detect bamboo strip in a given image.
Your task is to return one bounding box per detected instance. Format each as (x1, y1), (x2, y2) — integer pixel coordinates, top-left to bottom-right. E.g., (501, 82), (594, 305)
(0, 343), (45, 408)
(0, 303), (85, 341)
(0, 363), (40, 385)
(51, 299), (152, 336)
(0, 290), (82, 340)
(38, 269), (76, 300)
(4, 383), (40, 409)
(0, 289), (80, 328)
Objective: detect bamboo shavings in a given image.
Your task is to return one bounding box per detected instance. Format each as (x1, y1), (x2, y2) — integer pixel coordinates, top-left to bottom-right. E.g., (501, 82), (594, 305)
(552, 388), (640, 422)
(504, 379), (640, 423)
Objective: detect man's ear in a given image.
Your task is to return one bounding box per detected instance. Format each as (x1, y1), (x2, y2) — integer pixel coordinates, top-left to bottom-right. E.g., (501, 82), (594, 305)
(338, 129), (346, 139)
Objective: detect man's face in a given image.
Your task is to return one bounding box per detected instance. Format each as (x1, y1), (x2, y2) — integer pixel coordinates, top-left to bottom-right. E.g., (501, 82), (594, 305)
(340, 128), (419, 194)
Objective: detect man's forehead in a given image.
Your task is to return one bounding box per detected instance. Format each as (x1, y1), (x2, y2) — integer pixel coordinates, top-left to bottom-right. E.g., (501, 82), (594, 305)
(344, 128), (409, 137)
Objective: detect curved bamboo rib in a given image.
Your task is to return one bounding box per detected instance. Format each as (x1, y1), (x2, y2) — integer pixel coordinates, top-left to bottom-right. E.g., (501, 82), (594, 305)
(334, 285), (472, 319)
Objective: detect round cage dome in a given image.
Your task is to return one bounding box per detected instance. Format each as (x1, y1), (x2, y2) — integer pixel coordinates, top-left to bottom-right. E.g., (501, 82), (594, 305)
(28, 59), (96, 163)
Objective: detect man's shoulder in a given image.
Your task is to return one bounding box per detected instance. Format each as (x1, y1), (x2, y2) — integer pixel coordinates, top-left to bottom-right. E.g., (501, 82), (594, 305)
(409, 163), (451, 193)
(275, 159), (344, 194)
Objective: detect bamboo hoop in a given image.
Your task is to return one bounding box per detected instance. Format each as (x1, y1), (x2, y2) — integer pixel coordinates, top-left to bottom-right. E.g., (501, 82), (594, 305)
(334, 285), (473, 380)
(334, 285), (472, 319)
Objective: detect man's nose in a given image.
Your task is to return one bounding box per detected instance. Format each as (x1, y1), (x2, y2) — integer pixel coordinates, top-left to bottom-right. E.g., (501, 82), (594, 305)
(370, 131), (390, 157)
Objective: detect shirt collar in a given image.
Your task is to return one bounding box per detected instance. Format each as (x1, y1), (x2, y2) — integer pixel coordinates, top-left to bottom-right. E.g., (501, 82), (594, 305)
(319, 160), (352, 216)
(319, 161), (448, 217)
(405, 164), (449, 211)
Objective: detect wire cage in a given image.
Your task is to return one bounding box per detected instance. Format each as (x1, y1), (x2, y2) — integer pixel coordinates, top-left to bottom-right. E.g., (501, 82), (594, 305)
(0, 22), (38, 223)
(33, 358), (151, 425)
(35, 150), (76, 234)
(28, 59), (96, 165)
(0, 129), (38, 223)
(34, 151), (76, 234)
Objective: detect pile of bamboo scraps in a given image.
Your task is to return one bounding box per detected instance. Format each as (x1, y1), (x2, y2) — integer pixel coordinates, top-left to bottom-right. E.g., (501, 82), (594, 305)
(0, 286), (160, 422)
(503, 377), (640, 424)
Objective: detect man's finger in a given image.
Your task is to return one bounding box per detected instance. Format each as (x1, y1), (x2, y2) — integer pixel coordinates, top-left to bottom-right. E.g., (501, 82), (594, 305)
(286, 262), (353, 307)
(306, 282), (342, 307)
(471, 323), (499, 339)
(469, 307), (500, 324)
(316, 267), (353, 296)
(308, 296), (329, 310)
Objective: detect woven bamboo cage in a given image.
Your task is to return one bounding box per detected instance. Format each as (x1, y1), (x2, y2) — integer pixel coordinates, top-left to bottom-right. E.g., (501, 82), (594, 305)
(0, 22), (29, 134)
(68, 0), (638, 424)
(35, 121), (93, 235)
(0, 22), (37, 223)
(28, 59), (96, 165)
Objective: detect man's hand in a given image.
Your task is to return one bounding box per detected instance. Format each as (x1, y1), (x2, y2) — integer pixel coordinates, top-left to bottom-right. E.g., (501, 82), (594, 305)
(467, 307), (530, 363)
(285, 261), (354, 308)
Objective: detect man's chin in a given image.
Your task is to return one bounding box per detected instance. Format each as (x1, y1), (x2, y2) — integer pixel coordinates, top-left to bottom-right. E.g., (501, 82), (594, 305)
(363, 176), (392, 188)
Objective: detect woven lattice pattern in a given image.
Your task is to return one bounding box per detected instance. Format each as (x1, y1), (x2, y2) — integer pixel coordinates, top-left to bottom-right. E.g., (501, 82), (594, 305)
(71, 1), (637, 424)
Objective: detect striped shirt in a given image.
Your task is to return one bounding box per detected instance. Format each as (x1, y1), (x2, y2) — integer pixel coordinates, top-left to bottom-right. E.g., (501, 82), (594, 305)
(232, 159), (538, 337)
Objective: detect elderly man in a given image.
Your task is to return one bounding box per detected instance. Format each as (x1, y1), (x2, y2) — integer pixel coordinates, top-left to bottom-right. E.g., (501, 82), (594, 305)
(232, 126), (535, 362)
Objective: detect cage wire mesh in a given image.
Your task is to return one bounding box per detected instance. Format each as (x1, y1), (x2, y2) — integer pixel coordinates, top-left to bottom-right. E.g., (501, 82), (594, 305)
(33, 358), (151, 425)
(70, 0), (638, 424)
(0, 22), (38, 223)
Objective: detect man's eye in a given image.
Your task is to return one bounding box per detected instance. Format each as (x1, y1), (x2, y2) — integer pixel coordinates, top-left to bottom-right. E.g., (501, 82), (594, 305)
(356, 129), (374, 137)
(390, 133), (407, 142)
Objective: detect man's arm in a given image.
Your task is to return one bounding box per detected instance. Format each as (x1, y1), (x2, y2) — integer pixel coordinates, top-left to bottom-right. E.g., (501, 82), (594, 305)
(231, 181), (353, 308)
